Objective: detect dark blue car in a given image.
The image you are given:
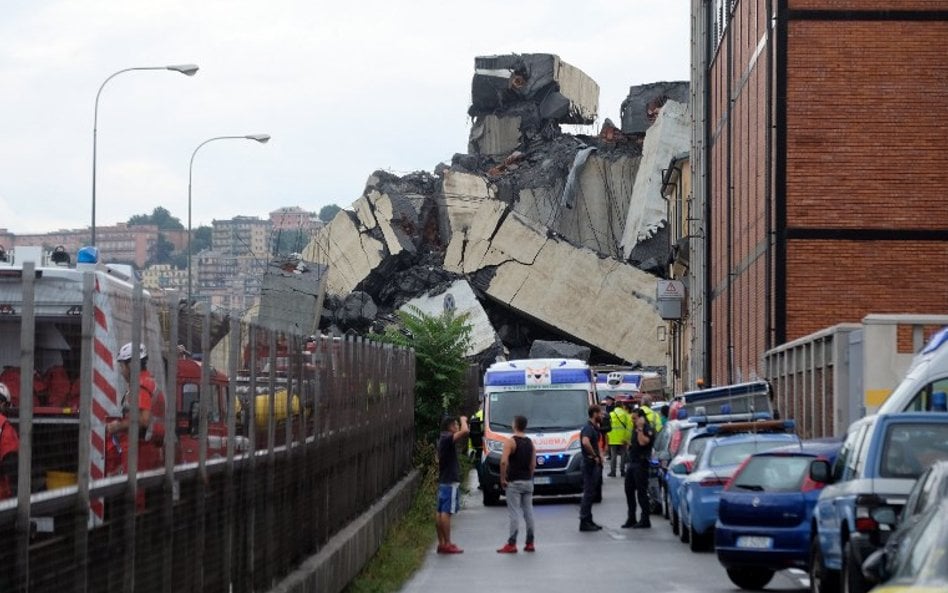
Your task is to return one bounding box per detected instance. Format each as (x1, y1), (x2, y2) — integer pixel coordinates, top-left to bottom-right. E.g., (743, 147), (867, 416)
(715, 439), (842, 590)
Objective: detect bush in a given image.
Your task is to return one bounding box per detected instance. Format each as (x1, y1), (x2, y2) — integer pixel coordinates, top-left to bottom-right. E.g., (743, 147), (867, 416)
(375, 305), (473, 443)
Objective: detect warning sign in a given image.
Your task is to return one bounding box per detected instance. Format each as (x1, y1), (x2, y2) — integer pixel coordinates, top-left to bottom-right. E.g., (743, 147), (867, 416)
(657, 280), (685, 301)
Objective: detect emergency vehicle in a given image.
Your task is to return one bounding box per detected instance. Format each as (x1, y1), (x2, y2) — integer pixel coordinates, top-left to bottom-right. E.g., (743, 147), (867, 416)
(594, 368), (664, 402)
(474, 358), (597, 506)
(0, 245), (285, 522)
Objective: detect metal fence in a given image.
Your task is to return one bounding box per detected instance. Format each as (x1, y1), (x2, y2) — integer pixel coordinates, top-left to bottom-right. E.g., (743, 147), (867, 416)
(0, 265), (415, 593)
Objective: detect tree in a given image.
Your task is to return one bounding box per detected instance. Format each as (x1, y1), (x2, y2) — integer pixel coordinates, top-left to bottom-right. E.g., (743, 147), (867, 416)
(128, 206), (184, 230)
(318, 204), (342, 223)
(376, 306), (473, 443)
(146, 234), (176, 266)
(191, 226), (212, 254)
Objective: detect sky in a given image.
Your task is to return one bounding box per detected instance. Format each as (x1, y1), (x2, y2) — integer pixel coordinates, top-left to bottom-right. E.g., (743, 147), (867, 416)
(0, 1), (690, 235)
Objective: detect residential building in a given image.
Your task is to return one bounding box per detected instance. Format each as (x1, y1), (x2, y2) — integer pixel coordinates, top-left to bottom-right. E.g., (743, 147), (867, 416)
(141, 264), (188, 293)
(690, 0), (948, 387)
(212, 216), (271, 259)
(661, 153), (697, 396)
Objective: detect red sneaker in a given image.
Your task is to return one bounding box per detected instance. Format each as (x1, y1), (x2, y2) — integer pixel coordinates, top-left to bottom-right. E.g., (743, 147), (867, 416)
(443, 544), (464, 554)
(524, 543), (535, 552)
(496, 543), (518, 554)
(436, 544), (448, 554)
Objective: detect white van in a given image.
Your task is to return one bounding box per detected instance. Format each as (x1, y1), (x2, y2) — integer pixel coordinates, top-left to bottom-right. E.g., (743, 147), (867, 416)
(476, 358), (597, 505)
(878, 327), (948, 413)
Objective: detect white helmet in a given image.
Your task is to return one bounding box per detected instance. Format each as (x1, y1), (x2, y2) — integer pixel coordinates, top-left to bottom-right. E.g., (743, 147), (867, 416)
(0, 382), (10, 404)
(117, 342), (147, 362)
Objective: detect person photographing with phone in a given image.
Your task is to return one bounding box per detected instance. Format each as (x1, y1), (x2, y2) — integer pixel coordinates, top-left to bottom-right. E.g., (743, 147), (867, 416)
(436, 414), (469, 554)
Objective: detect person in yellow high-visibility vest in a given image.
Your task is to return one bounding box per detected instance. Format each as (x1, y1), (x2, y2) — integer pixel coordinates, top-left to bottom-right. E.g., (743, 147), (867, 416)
(639, 401), (663, 434)
(607, 397), (632, 477)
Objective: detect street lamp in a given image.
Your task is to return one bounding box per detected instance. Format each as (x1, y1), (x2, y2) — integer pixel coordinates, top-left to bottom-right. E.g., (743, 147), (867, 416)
(186, 134), (271, 316)
(91, 64), (199, 245)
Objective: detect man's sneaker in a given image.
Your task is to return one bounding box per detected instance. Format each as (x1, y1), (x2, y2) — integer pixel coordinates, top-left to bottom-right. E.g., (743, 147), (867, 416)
(438, 543), (464, 554)
(606, 472), (616, 477)
(497, 543), (518, 554)
(621, 520), (636, 528)
(632, 521), (652, 529)
(524, 543), (536, 552)
(580, 521), (599, 532)
(591, 521), (604, 530)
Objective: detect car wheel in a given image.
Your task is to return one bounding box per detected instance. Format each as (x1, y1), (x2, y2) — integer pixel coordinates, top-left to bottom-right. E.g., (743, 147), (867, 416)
(482, 490), (500, 507)
(680, 512), (690, 543)
(809, 536), (840, 593)
(842, 541), (869, 593)
(671, 508), (679, 535)
(663, 486), (671, 519)
(689, 524), (709, 552)
(727, 568), (775, 590)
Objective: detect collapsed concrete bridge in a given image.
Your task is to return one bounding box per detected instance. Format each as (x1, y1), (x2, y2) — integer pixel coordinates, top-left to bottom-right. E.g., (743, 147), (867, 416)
(303, 54), (689, 368)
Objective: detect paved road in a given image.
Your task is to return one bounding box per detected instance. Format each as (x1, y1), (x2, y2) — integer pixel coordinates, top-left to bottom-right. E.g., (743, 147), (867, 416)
(400, 469), (808, 593)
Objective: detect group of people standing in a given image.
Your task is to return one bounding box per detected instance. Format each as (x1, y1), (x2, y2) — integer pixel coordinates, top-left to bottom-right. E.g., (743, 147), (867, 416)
(436, 413), (537, 554)
(434, 395), (668, 554)
(579, 400), (660, 531)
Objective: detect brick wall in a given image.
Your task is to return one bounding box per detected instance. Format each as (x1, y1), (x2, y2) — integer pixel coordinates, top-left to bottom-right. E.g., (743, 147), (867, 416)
(704, 1), (948, 385)
(786, 20), (948, 228)
(786, 240), (948, 339)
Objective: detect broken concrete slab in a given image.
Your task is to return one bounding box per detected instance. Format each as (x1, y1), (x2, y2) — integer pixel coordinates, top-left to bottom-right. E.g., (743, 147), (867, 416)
(401, 280), (500, 357)
(438, 170), (496, 246)
(513, 151), (639, 259)
(470, 54), (599, 125)
(620, 81), (690, 134)
(302, 210), (385, 296)
(620, 100), (690, 257)
(449, 209), (665, 365)
(334, 291), (378, 332)
(468, 114), (522, 156)
(529, 340), (591, 362)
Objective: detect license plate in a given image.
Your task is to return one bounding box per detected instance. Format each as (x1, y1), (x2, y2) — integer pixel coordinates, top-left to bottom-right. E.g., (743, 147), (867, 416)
(534, 476), (552, 485)
(736, 536), (772, 549)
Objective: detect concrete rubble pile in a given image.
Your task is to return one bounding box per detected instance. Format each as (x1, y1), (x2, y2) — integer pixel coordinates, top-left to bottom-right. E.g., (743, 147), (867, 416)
(304, 54), (690, 367)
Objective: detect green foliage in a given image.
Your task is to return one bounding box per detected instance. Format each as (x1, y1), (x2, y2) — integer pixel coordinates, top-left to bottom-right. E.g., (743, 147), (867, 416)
(128, 206), (184, 230)
(146, 233), (176, 266)
(376, 305), (473, 443)
(191, 226), (212, 254)
(318, 203), (342, 222)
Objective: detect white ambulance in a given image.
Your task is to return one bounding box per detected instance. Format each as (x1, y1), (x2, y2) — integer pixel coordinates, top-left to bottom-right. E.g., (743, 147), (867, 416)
(476, 358), (597, 506)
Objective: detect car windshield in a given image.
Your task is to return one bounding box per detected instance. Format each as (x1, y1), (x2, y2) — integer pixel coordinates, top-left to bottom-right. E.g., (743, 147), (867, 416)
(708, 440), (793, 468)
(487, 389), (588, 432)
(730, 455), (812, 492)
(881, 423), (948, 479)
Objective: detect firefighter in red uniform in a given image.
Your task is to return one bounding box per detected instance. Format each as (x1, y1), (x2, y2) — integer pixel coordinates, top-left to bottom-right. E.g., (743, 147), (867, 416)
(106, 342), (163, 474)
(0, 382), (20, 499)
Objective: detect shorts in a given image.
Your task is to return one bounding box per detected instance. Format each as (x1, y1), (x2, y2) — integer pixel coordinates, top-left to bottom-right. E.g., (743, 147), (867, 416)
(437, 483), (461, 514)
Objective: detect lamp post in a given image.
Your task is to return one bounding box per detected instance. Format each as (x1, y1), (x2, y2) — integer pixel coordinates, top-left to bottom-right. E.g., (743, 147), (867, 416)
(186, 134), (270, 318)
(91, 64), (199, 246)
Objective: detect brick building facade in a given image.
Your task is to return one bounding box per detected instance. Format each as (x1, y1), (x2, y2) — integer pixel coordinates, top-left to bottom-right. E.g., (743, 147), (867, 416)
(694, 0), (948, 386)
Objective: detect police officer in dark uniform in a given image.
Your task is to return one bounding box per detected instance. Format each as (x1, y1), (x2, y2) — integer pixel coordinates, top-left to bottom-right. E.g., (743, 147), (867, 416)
(579, 404), (604, 532)
(621, 407), (654, 528)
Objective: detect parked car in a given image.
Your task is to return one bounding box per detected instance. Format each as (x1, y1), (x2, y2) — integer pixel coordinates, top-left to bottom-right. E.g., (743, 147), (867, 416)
(667, 425), (715, 535)
(715, 439), (843, 590)
(808, 413), (948, 593)
(679, 424), (800, 552)
(861, 498), (948, 593)
(653, 418), (696, 517)
(870, 460), (948, 585)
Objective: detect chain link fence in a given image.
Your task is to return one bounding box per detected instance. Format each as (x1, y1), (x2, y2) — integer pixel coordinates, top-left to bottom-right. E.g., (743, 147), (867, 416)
(0, 264), (415, 592)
